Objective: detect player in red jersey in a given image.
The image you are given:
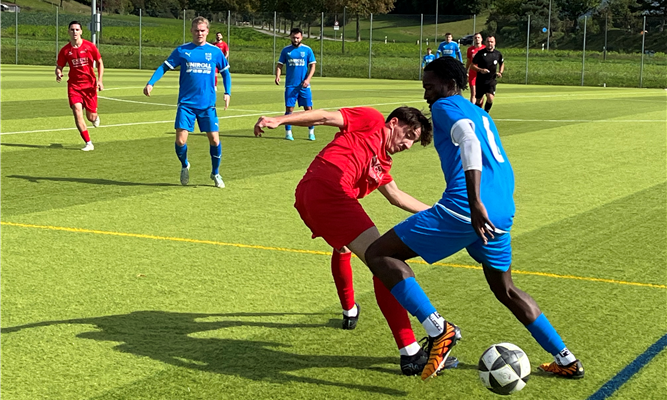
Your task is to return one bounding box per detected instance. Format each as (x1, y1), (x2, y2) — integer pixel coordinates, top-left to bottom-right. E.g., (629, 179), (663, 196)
(56, 21), (104, 151)
(465, 33), (485, 104)
(213, 32), (229, 90)
(254, 107), (458, 375)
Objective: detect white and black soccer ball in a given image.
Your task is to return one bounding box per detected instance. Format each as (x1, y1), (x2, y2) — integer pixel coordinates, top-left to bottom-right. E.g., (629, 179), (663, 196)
(478, 343), (530, 395)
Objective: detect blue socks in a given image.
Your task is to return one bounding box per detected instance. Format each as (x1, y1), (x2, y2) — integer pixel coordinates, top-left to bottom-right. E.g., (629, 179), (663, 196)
(285, 111), (292, 132)
(210, 143), (222, 175)
(526, 313), (566, 356)
(389, 277), (437, 323)
(175, 143), (188, 168)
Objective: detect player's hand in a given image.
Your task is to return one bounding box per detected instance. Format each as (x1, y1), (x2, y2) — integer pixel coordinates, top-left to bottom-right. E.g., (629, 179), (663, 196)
(496, 72), (502, 78)
(143, 84), (153, 97)
(275, 76), (280, 85)
(302, 79), (310, 88)
(482, 69), (490, 74)
(223, 94), (230, 110)
(97, 81), (104, 91)
(55, 70), (63, 83)
(254, 116), (279, 137)
(469, 200), (496, 245)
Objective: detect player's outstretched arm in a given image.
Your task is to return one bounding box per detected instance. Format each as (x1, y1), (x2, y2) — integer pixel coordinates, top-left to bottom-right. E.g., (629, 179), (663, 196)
(378, 181), (430, 214)
(254, 109), (344, 137)
(144, 64), (170, 97)
(220, 67), (232, 110)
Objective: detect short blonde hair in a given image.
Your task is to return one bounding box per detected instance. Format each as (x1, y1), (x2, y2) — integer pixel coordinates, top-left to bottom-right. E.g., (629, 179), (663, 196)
(191, 16), (210, 29)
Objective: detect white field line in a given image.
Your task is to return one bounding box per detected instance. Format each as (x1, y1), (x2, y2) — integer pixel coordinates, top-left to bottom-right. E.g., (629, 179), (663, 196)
(1, 99), (663, 136)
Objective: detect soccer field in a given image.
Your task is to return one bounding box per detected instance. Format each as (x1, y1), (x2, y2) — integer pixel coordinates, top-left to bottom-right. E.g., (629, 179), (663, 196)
(1, 65), (666, 399)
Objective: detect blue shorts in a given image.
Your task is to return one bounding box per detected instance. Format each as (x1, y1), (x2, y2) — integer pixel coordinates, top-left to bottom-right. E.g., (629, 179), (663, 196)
(175, 105), (219, 132)
(394, 203), (512, 271)
(285, 86), (313, 108)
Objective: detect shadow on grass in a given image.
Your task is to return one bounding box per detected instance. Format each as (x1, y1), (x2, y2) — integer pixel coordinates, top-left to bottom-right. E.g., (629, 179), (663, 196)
(0, 143), (79, 150)
(7, 175), (183, 187)
(2, 310), (407, 396)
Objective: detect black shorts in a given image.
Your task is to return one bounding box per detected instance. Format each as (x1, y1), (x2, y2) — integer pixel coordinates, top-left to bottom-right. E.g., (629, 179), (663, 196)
(475, 80), (497, 99)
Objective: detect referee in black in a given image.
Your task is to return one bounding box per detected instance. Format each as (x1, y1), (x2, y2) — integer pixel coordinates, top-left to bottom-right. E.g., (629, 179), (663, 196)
(471, 36), (504, 113)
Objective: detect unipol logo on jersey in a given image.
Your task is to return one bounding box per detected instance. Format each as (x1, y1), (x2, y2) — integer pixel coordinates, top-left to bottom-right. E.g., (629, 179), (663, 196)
(288, 59), (306, 67)
(205, 52), (212, 61)
(185, 62), (212, 74)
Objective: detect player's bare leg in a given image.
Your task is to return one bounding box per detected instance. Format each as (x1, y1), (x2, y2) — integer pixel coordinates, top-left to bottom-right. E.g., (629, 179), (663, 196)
(284, 106), (295, 140)
(86, 109), (100, 128)
(304, 105), (315, 140)
(206, 131), (224, 188)
(469, 85), (477, 103)
(72, 103), (94, 151)
(482, 265), (541, 325)
(175, 129), (190, 185)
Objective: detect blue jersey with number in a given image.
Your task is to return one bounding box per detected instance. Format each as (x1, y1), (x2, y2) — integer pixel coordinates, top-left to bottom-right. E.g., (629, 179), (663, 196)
(163, 42), (229, 109)
(422, 54), (436, 67)
(437, 41), (462, 62)
(278, 45), (316, 87)
(432, 95), (515, 231)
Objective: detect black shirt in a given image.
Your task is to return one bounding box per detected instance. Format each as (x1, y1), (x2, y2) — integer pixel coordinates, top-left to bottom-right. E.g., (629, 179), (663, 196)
(472, 49), (504, 83)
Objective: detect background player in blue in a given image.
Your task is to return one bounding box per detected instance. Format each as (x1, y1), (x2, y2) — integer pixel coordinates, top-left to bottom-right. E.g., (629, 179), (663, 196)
(143, 16), (231, 188)
(365, 57), (584, 381)
(436, 33), (462, 62)
(275, 27), (317, 141)
(422, 48), (435, 69)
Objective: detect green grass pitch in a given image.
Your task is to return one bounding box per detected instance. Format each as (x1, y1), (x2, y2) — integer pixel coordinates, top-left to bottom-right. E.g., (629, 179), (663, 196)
(1, 65), (666, 399)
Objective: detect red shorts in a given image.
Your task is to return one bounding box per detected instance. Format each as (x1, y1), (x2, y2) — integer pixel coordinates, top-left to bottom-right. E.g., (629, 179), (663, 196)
(294, 178), (375, 250)
(468, 71), (477, 87)
(68, 86), (98, 112)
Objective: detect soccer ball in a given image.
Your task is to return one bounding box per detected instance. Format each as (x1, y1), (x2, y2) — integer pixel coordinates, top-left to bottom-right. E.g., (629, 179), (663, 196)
(478, 343), (530, 395)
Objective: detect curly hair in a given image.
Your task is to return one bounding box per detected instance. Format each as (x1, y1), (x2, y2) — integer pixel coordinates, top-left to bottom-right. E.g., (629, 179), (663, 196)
(424, 57), (468, 92)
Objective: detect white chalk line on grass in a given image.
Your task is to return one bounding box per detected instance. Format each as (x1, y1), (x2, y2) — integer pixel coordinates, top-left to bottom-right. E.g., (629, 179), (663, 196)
(2, 99), (663, 135)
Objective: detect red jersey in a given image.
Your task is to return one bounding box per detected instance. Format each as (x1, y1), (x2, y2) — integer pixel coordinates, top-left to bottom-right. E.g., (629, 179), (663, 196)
(57, 39), (101, 90)
(303, 107), (393, 199)
(467, 44), (485, 78)
(214, 41), (229, 56)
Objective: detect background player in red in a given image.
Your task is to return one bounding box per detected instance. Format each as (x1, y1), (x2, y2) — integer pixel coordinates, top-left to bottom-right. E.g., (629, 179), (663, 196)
(465, 33), (485, 104)
(254, 107), (457, 376)
(56, 21), (104, 151)
(213, 32), (229, 91)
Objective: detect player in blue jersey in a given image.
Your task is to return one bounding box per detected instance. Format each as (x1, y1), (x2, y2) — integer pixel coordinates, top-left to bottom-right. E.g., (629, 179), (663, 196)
(422, 48), (436, 69)
(275, 28), (317, 141)
(436, 33), (462, 62)
(365, 57), (584, 381)
(143, 16), (231, 188)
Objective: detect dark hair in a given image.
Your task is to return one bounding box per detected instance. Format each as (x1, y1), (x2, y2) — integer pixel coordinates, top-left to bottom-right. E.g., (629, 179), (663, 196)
(290, 27), (303, 36)
(474, 32), (482, 37)
(424, 57), (468, 92)
(68, 21), (82, 29)
(386, 107), (433, 147)
(216, 32), (223, 36)
(427, 47), (432, 51)
(445, 32), (452, 37)
(487, 35), (496, 41)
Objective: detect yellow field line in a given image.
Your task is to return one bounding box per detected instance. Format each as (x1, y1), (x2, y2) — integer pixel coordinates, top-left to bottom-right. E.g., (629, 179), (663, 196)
(2, 221), (665, 290)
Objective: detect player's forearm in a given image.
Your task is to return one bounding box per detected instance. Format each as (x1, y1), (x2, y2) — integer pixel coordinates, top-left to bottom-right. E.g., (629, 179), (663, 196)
(147, 63), (170, 86)
(464, 170), (483, 206)
(471, 64), (483, 72)
(275, 65), (282, 78)
(306, 63), (316, 81)
(97, 59), (104, 82)
(220, 67), (232, 95)
(274, 109), (343, 128)
(379, 181), (430, 213)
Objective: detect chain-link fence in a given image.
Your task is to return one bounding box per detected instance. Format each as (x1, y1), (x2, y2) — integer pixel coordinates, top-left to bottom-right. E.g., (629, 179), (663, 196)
(2, 9), (665, 88)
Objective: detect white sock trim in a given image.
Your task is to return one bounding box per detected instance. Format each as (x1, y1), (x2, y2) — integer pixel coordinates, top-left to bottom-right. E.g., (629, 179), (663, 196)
(342, 304), (358, 318)
(399, 342), (421, 357)
(422, 312), (445, 337)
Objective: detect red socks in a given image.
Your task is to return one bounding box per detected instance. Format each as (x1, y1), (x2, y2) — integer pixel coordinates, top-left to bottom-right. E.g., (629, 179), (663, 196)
(80, 130), (91, 143)
(373, 276), (416, 349)
(331, 250), (355, 311)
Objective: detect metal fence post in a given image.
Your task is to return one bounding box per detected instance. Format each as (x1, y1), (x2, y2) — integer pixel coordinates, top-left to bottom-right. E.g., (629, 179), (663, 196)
(15, 10), (18, 65)
(368, 13), (373, 79)
(273, 11), (276, 74)
(320, 12), (324, 77)
(227, 10), (231, 53)
(547, 0), (552, 50)
(419, 14), (423, 80)
(342, 7), (346, 54)
(473, 14), (476, 34)
(581, 16), (586, 86)
(640, 16), (646, 88)
(139, 9), (142, 69)
(525, 14), (530, 84)
(56, 7), (59, 62)
(435, 1), (438, 44)
(603, 13), (608, 61)
(183, 10), (186, 44)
